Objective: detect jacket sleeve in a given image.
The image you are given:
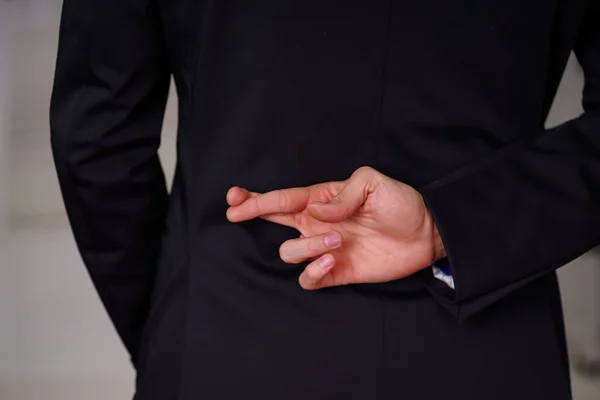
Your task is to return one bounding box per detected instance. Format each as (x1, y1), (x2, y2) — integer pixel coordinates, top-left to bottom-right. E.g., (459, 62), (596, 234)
(50, 0), (170, 365)
(418, 2), (600, 319)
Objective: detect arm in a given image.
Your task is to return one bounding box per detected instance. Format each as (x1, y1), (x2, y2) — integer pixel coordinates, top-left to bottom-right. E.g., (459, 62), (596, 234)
(418, 2), (600, 318)
(50, 0), (170, 365)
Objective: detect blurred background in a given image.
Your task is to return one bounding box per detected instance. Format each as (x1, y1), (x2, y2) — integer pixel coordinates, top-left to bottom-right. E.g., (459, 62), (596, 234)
(0, 0), (599, 399)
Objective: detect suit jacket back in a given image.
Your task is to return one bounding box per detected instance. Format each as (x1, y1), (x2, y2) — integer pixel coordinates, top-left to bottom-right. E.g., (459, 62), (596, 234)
(50, 1), (599, 399)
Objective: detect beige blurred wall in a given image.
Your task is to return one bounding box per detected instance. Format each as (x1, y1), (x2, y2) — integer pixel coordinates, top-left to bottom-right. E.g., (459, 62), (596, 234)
(0, 10), (8, 236)
(0, 0), (14, 382)
(0, 3), (176, 398)
(547, 56), (600, 370)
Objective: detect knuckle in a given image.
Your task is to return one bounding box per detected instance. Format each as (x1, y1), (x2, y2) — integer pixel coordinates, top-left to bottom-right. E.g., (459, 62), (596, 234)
(276, 189), (289, 211)
(332, 192), (345, 204)
(355, 166), (374, 177)
(293, 212), (307, 228)
(252, 198), (263, 215)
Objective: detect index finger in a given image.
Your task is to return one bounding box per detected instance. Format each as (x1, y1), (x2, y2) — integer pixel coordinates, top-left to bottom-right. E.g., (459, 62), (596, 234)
(226, 187), (311, 222)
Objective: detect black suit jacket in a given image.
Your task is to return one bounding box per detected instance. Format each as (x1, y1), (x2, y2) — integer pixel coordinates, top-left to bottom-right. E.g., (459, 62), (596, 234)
(50, 0), (598, 399)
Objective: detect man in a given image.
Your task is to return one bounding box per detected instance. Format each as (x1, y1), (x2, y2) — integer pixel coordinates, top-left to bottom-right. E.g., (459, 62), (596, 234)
(50, 0), (599, 399)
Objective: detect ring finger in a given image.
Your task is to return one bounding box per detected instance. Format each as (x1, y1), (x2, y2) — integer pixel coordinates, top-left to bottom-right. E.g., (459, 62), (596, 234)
(279, 231), (342, 264)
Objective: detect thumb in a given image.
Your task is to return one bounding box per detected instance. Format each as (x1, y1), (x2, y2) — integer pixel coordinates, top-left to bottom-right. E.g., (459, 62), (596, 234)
(307, 167), (375, 223)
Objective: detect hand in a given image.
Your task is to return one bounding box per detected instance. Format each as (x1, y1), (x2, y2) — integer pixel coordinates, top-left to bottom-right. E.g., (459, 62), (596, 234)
(226, 167), (446, 290)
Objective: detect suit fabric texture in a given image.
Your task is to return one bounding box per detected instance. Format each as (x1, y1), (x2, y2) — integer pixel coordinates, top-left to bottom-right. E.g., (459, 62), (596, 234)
(50, 1), (600, 399)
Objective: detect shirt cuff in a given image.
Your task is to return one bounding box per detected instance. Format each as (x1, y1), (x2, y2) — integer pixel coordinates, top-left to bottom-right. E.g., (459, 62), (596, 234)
(432, 257), (455, 289)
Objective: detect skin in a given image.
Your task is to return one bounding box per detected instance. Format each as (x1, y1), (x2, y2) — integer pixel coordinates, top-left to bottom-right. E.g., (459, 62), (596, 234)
(226, 166), (446, 290)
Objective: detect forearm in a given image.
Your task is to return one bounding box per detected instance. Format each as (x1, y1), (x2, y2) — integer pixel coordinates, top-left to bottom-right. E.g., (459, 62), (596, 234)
(420, 111), (600, 302)
(418, 1), (600, 308)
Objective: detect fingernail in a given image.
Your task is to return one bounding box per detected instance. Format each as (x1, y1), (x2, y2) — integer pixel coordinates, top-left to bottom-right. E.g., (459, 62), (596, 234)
(324, 233), (341, 247)
(320, 254), (334, 268)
